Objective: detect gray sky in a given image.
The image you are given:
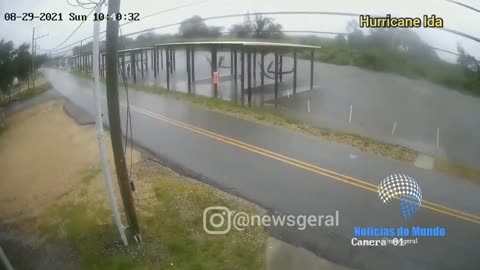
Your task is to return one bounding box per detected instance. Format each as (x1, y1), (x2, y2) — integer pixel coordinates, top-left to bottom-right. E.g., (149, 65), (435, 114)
(1, 0), (479, 61)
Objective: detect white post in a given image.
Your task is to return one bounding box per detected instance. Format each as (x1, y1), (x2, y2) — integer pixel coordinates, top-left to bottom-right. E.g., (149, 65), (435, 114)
(92, 2), (128, 246)
(392, 121), (397, 135)
(0, 246), (13, 270)
(436, 128), (440, 150)
(307, 99), (311, 113)
(349, 104), (353, 123)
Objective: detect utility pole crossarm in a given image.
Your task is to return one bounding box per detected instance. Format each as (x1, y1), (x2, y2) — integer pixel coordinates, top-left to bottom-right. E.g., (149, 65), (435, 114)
(34, 33), (49, 40)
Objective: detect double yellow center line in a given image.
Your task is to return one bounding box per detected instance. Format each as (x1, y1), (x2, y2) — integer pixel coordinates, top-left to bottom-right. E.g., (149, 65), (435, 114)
(131, 104), (480, 225)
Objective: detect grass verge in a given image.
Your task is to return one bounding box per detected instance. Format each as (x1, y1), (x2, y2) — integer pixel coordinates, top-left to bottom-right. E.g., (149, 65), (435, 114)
(37, 159), (267, 269)
(0, 126), (7, 135)
(132, 83), (417, 163)
(71, 70), (94, 80)
(435, 158), (480, 185)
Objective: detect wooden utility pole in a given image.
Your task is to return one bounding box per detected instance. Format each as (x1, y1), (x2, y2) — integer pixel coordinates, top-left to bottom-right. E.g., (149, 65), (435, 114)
(92, 0), (128, 246)
(31, 27), (36, 89)
(31, 32), (48, 90)
(105, 0), (141, 241)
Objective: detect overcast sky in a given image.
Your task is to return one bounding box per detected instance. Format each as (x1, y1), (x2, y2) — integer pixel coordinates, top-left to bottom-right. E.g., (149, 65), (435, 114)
(1, 0), (479, 61)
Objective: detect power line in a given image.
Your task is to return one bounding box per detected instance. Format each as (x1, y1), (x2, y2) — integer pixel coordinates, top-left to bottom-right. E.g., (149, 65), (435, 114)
(219, 29), (469, 59)
(52, 29), (471, 63)
(442, 27), (480, 43)
(51, 9), (480, 54)
(122, 0), (210, 27)
(220, 30), (348, 36)
(56, 27), (468, 62)
(116, 11), (480, 46)
(50, 1), (208, 53)
(47, 7), (95, 51)
(118, 27), (134, 180)
(50, 32), (108, 56)
(66, 0), (83, 7)
(431, 46), (460, 56)
(46, 0), (105, 52)
(50, 10), (480, 57)
(121, 11), (366, 38)
(48, 0), (110, 56)
(446, 0), (480, 13)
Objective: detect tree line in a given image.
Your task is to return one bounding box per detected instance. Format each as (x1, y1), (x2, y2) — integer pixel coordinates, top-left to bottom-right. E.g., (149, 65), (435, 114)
(69, 14), (479, 95)
(304, 20), (480, 94)
(71, 14), (284, 54)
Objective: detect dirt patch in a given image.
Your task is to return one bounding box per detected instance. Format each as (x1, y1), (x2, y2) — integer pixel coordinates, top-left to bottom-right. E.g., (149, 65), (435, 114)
(0, 99), (139, 223)
(0, 98), (267, 269)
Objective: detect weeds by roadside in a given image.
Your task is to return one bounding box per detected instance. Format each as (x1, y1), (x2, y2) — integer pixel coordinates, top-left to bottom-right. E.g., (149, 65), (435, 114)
(0, 82), (52, 107)
(133, 83), (417, 163)
(37, 160), (268, 270)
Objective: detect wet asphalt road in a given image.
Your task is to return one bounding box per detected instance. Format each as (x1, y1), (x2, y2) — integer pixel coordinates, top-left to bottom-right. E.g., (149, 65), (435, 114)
(45, 68), (480, 270)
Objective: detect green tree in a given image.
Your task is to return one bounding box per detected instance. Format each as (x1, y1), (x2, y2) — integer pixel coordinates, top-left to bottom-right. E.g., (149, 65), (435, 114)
(334, 34), (348, 46)
(134, 32), (159, 47)
(0, 39), (16, 103)
(230, 14), (284, 39)
(346, 20), (365, 48)
(33, 54), (48, 70)
(457, 45), (480, 74)
(178, 16), (222, 38)
(133, 32), (176, 47)
(72, 41), (93, 55)
(14, 43), (31, 82)
(229, 23), (250, 38)
(247, 14), (283, 39)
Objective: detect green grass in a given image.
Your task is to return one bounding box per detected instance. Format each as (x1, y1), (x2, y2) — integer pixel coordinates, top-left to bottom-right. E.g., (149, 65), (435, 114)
(145, 169), (266, 270)
(435, 158), (480, 185)
(81, 168), (101, 185)
(0, 82), (53, 106)
(0, 125), (7, 136)
(37, 160), (267, 270)
(71, 70), (93, 80)
(38, 201), (138, 270)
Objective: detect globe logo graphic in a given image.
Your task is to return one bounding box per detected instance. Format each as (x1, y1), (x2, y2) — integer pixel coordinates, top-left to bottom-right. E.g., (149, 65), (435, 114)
(378, 174), (422, 220)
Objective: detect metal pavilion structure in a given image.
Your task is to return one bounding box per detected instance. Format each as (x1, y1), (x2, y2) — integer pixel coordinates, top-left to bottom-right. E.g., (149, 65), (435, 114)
(58, 41), (322, 107)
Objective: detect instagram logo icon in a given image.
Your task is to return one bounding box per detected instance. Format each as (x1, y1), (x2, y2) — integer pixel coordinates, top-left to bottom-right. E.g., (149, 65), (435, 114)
(203, 206), (232, 234)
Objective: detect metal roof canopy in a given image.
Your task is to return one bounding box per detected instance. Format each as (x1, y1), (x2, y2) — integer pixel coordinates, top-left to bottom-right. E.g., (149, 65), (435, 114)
(154, 41), (322, 50)
(107, 47), (154, 55)
(150, 40), (319, 106)
(65, 41), (319, 107)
